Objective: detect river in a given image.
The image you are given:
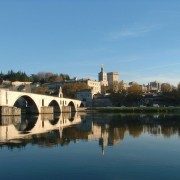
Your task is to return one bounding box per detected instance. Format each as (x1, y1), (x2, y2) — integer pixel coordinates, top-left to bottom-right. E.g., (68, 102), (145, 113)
(0, 113), (180, 180)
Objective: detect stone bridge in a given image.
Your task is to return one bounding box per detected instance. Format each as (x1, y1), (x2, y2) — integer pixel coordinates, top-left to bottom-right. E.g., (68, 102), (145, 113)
(0, 89), (83, 114)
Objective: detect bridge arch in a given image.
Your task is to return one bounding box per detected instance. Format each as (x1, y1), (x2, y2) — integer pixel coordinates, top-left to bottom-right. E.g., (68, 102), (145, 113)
(13, 95), (39, 114)
(68, 112), (76, 122)
(79, 102), (85, 108)
(48, 100), (61, 115)
(13, 116), (38, 132)
(49, 118), (59, 125)
(67, 101), (76, 112)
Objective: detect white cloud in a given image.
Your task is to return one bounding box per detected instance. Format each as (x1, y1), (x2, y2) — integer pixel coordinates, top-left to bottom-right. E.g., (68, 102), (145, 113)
(106, 24), (158, 41)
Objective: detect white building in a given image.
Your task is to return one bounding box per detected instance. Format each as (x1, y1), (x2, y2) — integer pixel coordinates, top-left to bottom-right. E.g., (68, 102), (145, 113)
(12, 81), (32, 87)
(123, 83), (130, 90)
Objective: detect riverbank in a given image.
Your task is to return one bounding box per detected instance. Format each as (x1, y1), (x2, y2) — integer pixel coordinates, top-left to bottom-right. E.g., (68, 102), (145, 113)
(87, 106), (180, 113)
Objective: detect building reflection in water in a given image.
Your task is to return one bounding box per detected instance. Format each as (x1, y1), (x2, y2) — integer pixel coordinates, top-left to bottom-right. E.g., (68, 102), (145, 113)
(0, 113), (180, 153)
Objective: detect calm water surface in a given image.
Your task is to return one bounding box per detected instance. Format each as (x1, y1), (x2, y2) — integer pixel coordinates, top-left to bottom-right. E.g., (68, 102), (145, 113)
(0, 113), (180, 180)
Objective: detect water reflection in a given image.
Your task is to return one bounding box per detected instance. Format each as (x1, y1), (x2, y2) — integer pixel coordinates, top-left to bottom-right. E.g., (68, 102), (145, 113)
(0, 113), (180, 151)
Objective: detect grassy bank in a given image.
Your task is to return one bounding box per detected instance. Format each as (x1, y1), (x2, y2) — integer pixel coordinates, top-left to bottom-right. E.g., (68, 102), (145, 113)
(87, 107), (180, 113)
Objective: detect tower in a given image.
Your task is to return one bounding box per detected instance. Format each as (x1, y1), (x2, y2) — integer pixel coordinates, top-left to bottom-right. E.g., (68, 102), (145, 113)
(107, 72), (119, 86)
(58, 86), (63, 98)
(98, 65), (108, 86)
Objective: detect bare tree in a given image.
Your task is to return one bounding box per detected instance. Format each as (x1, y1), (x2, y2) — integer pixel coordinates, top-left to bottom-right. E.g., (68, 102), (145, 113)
(161, 83), (172, 93)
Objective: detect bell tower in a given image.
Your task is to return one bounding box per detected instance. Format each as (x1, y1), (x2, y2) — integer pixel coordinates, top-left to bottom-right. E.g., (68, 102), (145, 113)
(58, 86), (63, 98)
(98, 65), (108, 86)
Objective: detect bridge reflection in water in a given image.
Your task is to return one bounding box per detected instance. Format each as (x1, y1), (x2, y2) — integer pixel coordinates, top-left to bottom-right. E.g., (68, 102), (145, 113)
(0, 113), (180, 153)
(0, 113), (82, 142)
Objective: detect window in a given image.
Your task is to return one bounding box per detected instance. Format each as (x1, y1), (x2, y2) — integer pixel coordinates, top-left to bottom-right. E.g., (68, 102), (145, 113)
(42, 99), (44, 106)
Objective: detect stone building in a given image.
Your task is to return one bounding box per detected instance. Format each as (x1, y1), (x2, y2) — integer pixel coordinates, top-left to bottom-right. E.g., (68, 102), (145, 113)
(98, 65), (120, 91)
(148, 81), (161, 92)
(86, 79), (101, 95)
(107, 72), (119, 86)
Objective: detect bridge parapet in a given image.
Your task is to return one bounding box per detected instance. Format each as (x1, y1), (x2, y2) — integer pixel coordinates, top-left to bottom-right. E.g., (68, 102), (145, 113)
(0, 89), (82, 115)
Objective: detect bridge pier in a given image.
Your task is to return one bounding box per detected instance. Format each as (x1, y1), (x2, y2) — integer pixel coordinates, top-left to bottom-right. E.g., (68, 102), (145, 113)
(62, 106), (71, 113)
(41, 114), (54, 121)
(0, 115), (21, 125)
(41, 106), (54, 114)
(0, 106), (21, 116)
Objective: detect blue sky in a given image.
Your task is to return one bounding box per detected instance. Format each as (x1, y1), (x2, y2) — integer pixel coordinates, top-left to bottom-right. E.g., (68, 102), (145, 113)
(0, 0), (180, 85)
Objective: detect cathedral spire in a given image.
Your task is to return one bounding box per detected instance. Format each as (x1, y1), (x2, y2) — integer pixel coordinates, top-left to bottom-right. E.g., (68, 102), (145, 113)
(101, 64), (104, 72)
